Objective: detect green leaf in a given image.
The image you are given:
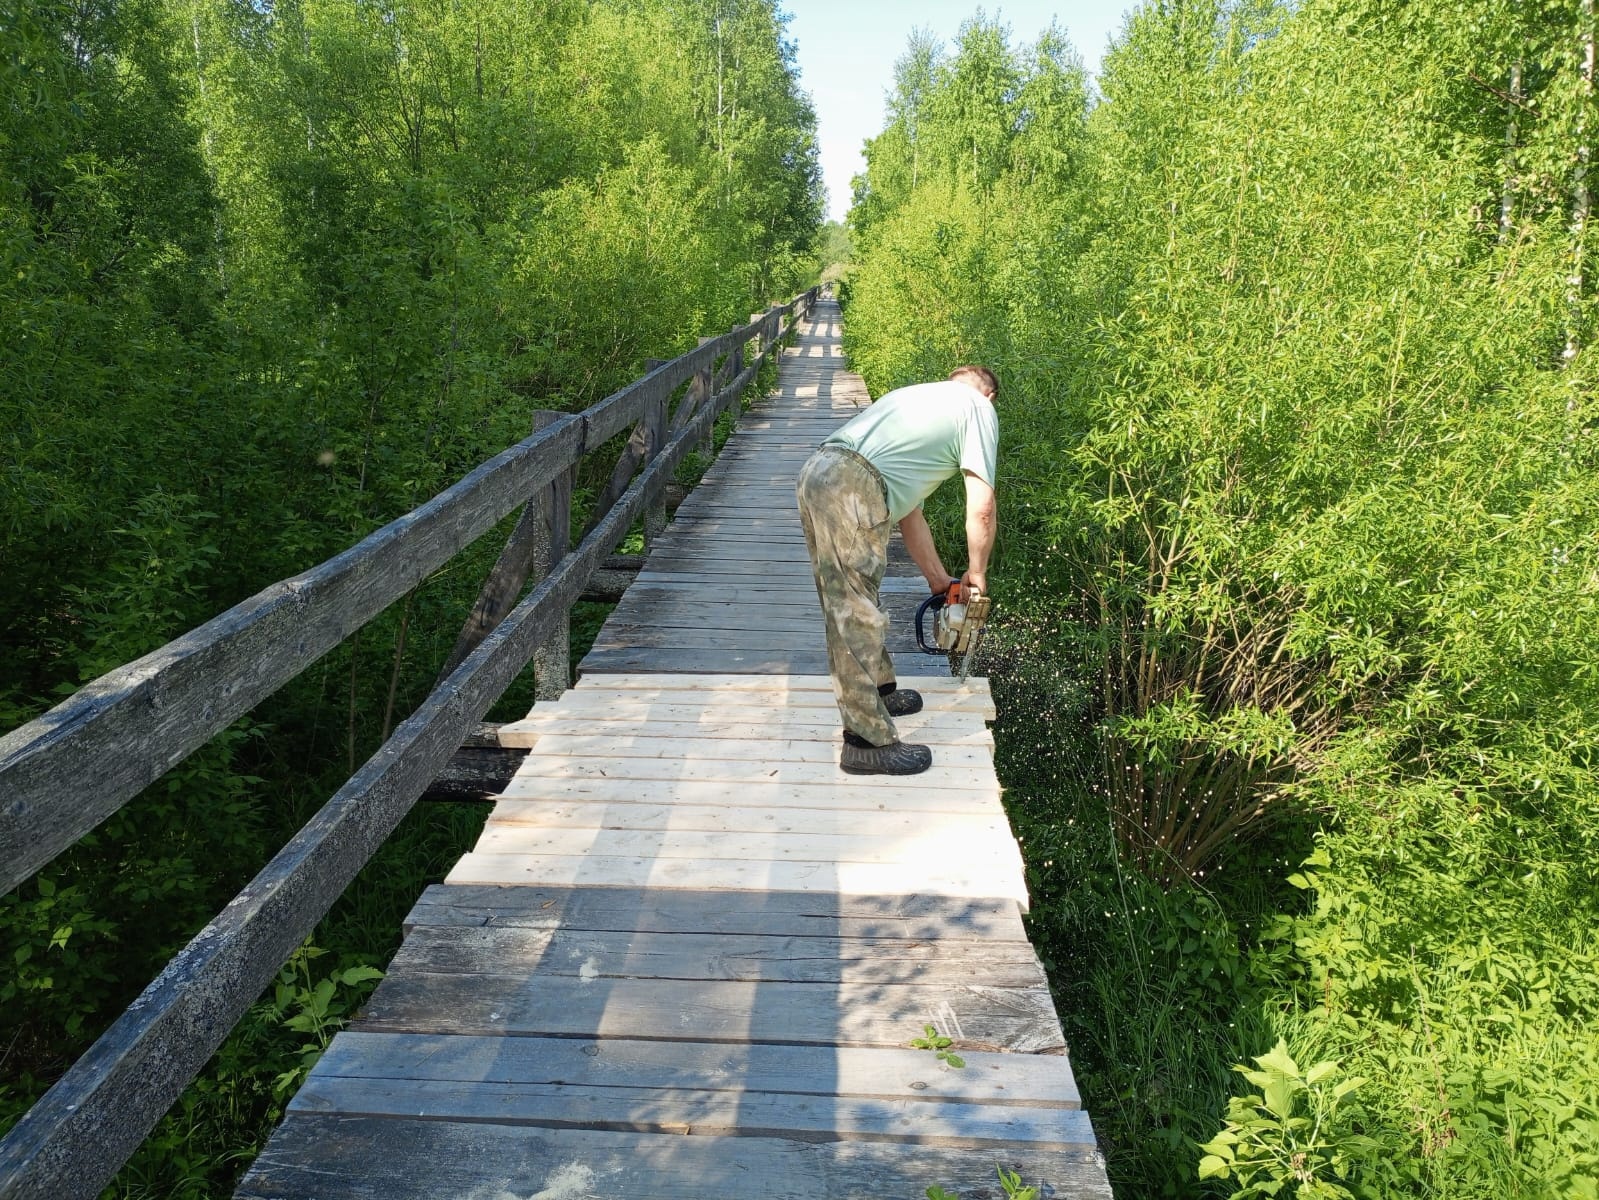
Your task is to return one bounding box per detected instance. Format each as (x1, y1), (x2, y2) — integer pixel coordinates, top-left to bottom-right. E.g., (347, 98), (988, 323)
(1255, 1040), (1301, 1079)
(1263, 1077), (1296, 1119)
(1198, 1154), (1232, 1180)
(1305, 1060), (1339, 1086)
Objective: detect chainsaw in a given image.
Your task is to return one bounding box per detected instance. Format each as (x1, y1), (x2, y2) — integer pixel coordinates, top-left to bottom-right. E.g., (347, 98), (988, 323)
(914, 580), (992, 683)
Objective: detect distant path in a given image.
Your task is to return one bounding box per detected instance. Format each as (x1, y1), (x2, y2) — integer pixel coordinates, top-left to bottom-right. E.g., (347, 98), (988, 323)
(580, 297), (926, 676)
(236, 297), (1115, 1200)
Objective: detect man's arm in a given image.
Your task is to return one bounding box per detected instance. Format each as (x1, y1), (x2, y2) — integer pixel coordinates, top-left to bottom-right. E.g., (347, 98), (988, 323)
(897, 507), (952, 593)
(962, 471), (997, 594)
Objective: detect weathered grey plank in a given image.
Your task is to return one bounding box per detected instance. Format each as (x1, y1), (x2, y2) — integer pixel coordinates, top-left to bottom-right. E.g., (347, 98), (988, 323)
(310, 1032), (1080, 1107)
(418, 742), (524, 803)
(359, 973), (1065, 1052)
(386, 924), (1048, 987)
(288, 1077), (1098, 1151)
(580, 647), (835, 674)
(588, 627), (823, 652)
(401, 884), (1029, 941)
(237, 1117), (1113, 1200)
(587, 606), (824, 633)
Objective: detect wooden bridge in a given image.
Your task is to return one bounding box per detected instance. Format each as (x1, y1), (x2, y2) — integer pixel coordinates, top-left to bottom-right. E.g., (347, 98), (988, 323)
(0, 295), (1113, 1198)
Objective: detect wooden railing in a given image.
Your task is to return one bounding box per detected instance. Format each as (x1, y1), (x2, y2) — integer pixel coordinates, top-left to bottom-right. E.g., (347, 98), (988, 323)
(0, 288), (818, 1199)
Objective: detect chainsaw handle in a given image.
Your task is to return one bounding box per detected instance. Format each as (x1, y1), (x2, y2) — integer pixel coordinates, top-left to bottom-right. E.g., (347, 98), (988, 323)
(914, 592), (946, 655)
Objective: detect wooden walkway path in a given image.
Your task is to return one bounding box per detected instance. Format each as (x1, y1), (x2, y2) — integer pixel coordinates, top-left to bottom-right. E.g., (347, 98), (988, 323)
(236, 299), (1114, 1199)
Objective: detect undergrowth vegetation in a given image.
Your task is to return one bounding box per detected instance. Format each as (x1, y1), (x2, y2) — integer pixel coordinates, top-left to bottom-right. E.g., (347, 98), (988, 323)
(845, 2), (1599, 1195)
(1, 0), (819, 1192)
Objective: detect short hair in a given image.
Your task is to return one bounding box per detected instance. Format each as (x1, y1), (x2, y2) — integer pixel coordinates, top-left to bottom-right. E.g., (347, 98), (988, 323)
(950, 364), (999, 401)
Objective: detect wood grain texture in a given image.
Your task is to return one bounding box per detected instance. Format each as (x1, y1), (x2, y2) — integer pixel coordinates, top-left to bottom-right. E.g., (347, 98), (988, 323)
(402, 884), (1030, 941)
(309, 1031), (1081, 1107)
(443, 851), (1028, 902)
(287, 1076), (1098, 1150)
(238, 1117), (1113, 1200)
(385, 924), (1049, 987)
(359, 973), (1064, 1052)
(490, 775), (1005, 813)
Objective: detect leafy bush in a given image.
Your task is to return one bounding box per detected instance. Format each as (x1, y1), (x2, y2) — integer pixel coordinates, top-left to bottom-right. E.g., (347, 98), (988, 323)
(845, 1), (1599, 1194)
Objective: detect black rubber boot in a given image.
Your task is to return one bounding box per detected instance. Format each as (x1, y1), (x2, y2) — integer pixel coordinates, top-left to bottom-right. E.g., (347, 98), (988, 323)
(878, 683), (924, 717)
(840, 730), (933, 776)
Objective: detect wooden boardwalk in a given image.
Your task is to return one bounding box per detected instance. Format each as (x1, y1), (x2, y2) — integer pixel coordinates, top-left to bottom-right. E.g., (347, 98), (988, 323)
(236, 299), (1113, 1199)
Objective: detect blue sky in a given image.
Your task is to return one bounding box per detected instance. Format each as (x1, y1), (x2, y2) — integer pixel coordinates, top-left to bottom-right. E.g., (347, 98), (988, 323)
(784, 2), (1134, 221)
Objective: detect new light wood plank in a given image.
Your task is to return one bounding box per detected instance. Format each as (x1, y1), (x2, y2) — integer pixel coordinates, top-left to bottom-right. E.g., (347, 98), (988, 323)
(492, 777), (1006, 815)
(572, 673), (987, 694)
(466, 823), (1023, 870)
(504, 753), (994, 788)
(483, 801), (1006, 839)
(498, 712), (991, 747)
(444, 852), (1027, 904)
(515, 732), (992, 766)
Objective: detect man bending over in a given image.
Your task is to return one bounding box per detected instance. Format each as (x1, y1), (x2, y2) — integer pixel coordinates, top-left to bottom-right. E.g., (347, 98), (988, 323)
(795, 365), (999, 776)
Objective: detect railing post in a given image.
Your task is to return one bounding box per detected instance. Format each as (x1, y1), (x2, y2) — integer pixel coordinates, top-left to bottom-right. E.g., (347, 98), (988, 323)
(729, 323), (744, 386)
(530, 460), (572, 701)
(437, 410), (573, 687)
(643, 387), (668, 551)
(694, 336), (716, 455)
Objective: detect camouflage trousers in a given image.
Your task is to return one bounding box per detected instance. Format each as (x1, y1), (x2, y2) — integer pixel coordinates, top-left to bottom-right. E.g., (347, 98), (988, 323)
(796, 444), (898, 746)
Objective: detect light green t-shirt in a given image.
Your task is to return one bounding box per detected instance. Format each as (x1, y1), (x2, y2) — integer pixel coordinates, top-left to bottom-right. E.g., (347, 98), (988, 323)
(824, 379), (999, 522)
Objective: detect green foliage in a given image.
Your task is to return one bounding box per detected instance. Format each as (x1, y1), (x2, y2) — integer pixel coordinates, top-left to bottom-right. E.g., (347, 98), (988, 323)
(847, 0), (1599, 1195)
(1199, 1040), (1379, 1198)
(909, 1023), (967, 1069)
(262, 945), (385, 1100)
(925, 1166), (1042, 1200)
(1, 0), (820, 1189)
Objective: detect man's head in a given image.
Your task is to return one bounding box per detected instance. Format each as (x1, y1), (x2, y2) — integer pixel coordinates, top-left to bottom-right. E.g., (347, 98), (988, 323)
(949, 365), (999, 402)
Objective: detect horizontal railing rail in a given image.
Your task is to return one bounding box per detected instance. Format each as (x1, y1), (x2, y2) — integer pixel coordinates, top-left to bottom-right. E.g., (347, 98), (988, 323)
(0, 288), (817, 1199)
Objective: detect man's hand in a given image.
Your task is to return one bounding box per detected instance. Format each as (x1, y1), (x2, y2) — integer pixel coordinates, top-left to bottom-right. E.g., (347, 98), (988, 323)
(961, 568), (987, 596)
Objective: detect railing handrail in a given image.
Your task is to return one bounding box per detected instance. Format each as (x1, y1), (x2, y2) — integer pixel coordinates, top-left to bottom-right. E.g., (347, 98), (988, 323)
(0, 287), (818, 1200)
